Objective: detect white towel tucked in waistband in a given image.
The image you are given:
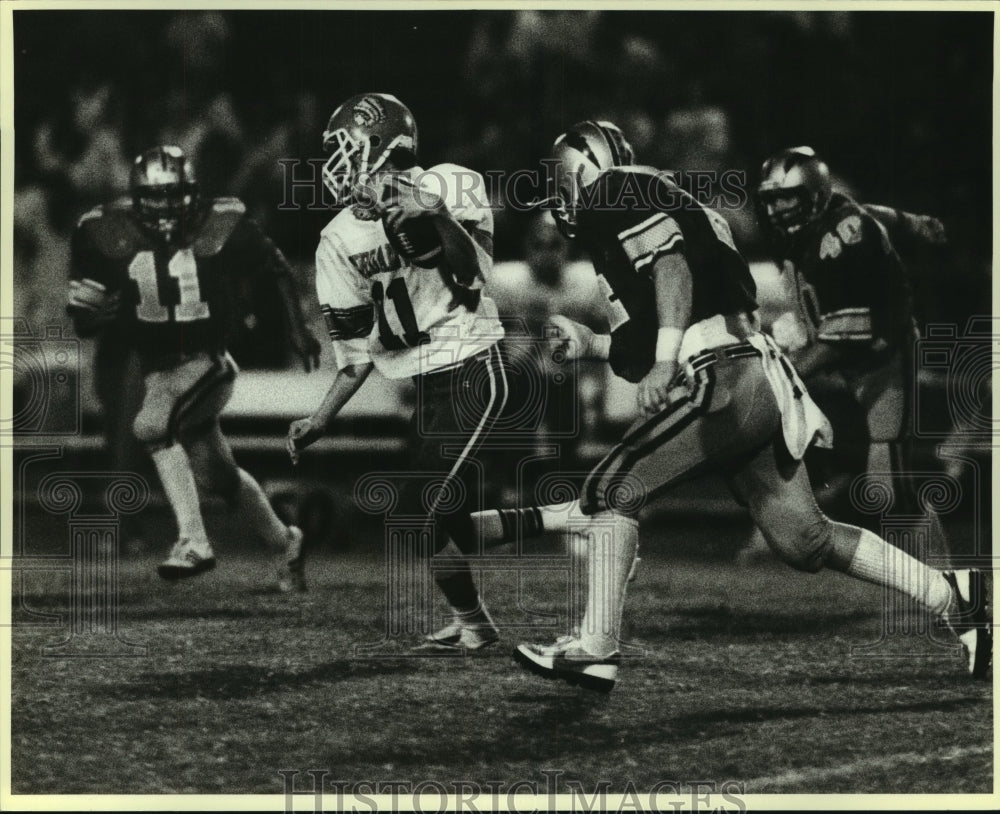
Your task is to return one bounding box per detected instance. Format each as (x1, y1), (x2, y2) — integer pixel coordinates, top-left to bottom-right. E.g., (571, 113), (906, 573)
(746, 332), (833, 460)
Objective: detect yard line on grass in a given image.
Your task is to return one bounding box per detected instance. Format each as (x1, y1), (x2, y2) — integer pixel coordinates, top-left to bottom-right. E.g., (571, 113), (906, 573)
(743, 745), (992, 791)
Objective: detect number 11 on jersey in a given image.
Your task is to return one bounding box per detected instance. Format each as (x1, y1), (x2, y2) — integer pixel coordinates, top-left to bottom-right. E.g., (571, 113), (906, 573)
(128, 249), (211, 323)
(372, 278), (430, 350)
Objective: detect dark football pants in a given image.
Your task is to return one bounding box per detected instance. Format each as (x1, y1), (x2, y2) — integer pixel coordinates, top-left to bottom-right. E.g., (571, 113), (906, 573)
(399, 342), (512, 555)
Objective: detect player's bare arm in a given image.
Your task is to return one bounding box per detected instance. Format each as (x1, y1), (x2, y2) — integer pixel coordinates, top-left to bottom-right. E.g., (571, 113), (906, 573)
(637, 251), (692, 415)
(286, 361), (374, 464)
(544, 314), (610, 362)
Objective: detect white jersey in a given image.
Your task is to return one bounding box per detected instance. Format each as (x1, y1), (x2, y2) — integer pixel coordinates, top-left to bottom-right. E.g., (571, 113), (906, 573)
(315, 163), (503, 379)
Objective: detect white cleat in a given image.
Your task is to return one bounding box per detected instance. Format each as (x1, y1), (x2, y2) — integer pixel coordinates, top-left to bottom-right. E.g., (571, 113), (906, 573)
(276, 525), (306, 593)
(942, 569), (992, 680)
(513, 635), (620, 693)
(157, 538), (216, 581)
(417, 607), (500, 653)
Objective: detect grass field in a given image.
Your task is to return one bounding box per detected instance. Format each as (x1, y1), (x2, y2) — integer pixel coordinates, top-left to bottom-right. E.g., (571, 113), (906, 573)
(8, 523), (994, 801)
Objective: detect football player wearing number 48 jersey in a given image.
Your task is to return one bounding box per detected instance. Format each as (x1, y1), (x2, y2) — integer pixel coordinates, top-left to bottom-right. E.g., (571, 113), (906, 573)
(67, 146), (322, 589)
(467, 121), (990, 691)
(287, 93), (514, 651)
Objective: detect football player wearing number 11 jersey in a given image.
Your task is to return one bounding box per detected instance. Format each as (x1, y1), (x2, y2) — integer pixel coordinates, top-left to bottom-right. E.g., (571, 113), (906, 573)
(287, 93), (512, 651)
(68, 146), (322, 588)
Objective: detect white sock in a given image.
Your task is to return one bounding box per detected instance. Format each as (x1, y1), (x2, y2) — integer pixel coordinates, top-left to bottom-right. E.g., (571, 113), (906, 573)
(470, 500), (583, 547)
(578, 512), (639, 657)
(233, 468), (290, 550)
(538, 500), (583, 533)
(837, 527), (952, 616)
(151, 444), (208, 542)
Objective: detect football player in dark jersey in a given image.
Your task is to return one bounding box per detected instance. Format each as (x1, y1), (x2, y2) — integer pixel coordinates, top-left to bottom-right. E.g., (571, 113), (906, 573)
(468, 123), (988, 692)
(67, 146), (321, 588)
(757, 146), (950, 558)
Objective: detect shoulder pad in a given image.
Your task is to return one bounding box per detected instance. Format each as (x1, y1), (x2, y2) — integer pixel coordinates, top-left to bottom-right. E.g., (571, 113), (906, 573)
(421, 164), (488, 214)
(75, 204), (145, 259)
(191, 199), (247, 256)
(600, 165), (678, 198)
(824, 193), (867, 223)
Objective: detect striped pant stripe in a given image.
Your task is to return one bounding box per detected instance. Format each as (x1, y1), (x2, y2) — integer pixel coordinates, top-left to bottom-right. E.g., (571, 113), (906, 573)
(427, 344), (510, 518)
(583, 365), (716, 514)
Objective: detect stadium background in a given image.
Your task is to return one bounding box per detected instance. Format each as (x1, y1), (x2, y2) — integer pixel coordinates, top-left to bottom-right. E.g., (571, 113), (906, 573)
(7, 9), (995, 798)
(11, 8), (993, 553)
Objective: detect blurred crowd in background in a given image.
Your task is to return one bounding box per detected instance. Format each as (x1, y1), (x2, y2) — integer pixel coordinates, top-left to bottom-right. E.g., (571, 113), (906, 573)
(13, 9), (991, 365)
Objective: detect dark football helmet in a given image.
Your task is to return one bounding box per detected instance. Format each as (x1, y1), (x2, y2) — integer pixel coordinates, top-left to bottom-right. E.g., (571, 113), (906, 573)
(130, 145), (199, 241)
(757, 146), (832, 236)
(321, 93), (418, 206)
(548, 120), (635, 238)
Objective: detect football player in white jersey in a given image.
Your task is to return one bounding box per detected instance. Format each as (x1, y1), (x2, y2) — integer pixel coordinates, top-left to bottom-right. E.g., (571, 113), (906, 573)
(287, 93), (512, 650)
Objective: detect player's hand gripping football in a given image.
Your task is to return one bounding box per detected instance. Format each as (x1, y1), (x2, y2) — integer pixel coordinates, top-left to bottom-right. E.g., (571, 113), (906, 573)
(380, 174), (444, 230)
(545, 315), (594, 361)
(286, 417), (324, 466)
(637, 361), (677, 415)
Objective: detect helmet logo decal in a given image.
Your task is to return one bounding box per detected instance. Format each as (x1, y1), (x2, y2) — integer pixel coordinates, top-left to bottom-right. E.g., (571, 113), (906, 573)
(563, 131), (602, 169)
(353, 96), (386, 127)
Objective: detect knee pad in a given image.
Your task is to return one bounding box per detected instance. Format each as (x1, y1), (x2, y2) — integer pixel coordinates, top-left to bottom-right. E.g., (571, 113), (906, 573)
(764, 514), (833, 573)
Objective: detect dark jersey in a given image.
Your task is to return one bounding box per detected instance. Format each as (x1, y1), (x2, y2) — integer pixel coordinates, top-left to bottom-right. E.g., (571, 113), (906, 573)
(70, 198), (284, 365)
(783, 193), (915, 365)
(576, 166), (757, 382)
(863, 203), (946, 262)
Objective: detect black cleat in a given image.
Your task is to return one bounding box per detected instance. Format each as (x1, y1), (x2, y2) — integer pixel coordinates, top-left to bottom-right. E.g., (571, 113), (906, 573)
(942, 569), (992, 680)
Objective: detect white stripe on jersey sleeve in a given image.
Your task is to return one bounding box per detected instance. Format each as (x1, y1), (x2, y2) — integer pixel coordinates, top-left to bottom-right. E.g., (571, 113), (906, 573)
(817, 308), (874, 342)
(617, 213), (683, 272)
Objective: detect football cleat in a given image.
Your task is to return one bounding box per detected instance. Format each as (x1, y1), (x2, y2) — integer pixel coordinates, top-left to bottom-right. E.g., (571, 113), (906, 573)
(276, 525), (307, 593)
(513, 635), (620, 693)
(942, 569), (992, 680)
(417, 612), (500, 653)
(157, 538), (216, 581)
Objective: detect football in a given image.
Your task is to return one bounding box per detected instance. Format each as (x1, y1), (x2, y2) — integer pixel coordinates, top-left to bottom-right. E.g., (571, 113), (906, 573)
(380, 182), (444, 269)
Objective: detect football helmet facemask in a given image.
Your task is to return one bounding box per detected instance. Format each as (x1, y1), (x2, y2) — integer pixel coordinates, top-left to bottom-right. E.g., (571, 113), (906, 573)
(757, 146), (832, 236)
(548, 120), (635, 239)
(130, 145), (199, 242)
(322, 93), (418, 207)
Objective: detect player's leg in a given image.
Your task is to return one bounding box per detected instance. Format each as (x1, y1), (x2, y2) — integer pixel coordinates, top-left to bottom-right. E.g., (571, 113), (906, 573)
(133, 356), (226, 579)
(178, 353), (305, 591)
(183, 421), (305, 591)
(730, 435), (990, 678)
(404, 344), (511, 650)
(515, 355), (778, 690)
